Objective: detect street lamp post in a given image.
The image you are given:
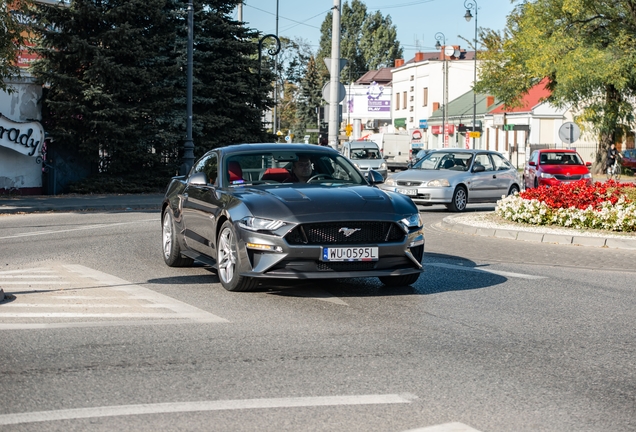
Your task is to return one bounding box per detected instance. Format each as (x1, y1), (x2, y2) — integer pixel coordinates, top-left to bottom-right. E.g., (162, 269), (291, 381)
(464, 0), (478, 149)
(434, 32), (447, 148)
(181, 1), (195, 175)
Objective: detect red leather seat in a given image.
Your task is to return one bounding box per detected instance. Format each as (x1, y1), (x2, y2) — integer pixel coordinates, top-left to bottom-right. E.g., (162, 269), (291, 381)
(260, 168), (291, 182)
(228, 161), (243, 183)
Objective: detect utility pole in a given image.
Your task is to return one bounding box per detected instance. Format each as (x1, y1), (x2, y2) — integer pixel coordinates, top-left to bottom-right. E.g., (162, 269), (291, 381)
(237, 2), (242, 21)
(328, 0), (341, 150)
(273, 0), (279, 136)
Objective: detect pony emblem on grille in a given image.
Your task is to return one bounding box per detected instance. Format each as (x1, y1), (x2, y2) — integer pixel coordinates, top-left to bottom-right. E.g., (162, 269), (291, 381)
(339, 227), (361, 237)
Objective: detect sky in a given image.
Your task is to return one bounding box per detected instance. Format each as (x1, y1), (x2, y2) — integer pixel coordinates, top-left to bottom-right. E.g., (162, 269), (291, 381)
(235, 0), (518, 59)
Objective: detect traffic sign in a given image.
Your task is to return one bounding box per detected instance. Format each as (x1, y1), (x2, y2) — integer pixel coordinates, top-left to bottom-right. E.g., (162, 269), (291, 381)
(345, 124), (353, 136)
(469, 131), (481, 138)
(559, 122), (580, 144)
(322, 81), (346, 103)
(284, 135), (291, 142)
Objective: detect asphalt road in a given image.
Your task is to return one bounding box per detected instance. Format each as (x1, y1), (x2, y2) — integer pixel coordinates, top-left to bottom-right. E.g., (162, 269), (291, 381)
(0, 207), (634, 432)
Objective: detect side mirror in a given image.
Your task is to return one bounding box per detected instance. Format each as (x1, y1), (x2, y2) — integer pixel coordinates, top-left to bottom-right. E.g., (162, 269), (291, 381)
(366, 170), (385, 184)
(188, 171), (208, 185)
(528, 161), (536, 166)
(472, 164), (485, 173)
(586, 162), (592, 167)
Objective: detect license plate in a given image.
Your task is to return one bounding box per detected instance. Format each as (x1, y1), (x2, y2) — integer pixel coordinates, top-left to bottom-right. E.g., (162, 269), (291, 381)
(397, 188), (417, 196)
(322, 247), (378, 262)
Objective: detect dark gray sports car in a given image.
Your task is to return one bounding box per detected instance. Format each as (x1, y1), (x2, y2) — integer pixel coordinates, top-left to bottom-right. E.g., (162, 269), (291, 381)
(161, 143), (424, 291)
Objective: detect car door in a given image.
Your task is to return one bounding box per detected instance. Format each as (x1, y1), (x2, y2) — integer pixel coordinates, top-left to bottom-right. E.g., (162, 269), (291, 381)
(490, 152), (517, 196)
(181, 153), (223, 256)
(468, 152), (499, 200)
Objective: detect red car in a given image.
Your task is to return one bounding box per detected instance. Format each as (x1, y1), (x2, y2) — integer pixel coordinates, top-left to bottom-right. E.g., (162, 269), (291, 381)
(524, 149), (592, 189)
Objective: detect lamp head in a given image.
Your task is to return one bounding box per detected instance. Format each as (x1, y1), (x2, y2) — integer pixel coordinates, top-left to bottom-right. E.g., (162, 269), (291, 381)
(464, 9), (473, 22)
(435, 40), (441, 50)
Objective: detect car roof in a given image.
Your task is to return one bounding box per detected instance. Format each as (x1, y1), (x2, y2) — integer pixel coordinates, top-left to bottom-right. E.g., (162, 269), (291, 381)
(349, 141), (380, 148)
(426, 148), (503, 155)
(538, 149), (577, 153)
(214, 143), (339, 157)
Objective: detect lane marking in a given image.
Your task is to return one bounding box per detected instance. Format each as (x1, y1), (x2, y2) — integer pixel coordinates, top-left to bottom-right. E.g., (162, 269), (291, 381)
(0, 393), (416, 425)
(0, 218), (158, 240)
(403, 422), (483, 432)
(427, 262), (546, 280)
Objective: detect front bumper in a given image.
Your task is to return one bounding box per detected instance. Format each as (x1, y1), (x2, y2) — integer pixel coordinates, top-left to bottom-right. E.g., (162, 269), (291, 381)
(235, 223), (425, 280)
(379, 185), (453, 205)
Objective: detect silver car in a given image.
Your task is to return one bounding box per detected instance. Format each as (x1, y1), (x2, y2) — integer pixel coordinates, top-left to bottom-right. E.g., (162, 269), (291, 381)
(341, 141), (388, 179)
(380, 149), (521, 212)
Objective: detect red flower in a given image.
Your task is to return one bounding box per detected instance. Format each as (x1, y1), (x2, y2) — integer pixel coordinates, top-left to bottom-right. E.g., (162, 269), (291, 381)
(519, 180), (634, 210)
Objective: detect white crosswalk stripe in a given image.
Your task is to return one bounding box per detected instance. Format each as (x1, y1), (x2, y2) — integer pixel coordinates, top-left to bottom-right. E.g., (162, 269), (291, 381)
(0, 264), (228, 329)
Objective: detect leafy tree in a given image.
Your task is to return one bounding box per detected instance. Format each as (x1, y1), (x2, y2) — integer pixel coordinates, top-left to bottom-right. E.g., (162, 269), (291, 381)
(476, 0), (636, 172)
(0, 0), (30, 92)
(317, 0), (402, 84)
(360, 11), (401, 70)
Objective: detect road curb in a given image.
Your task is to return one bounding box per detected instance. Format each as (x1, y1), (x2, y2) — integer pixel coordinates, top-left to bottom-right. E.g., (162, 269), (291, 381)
(441, 214), (636, 250)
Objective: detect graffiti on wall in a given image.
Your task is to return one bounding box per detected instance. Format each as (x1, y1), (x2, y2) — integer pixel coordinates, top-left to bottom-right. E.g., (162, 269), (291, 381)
(0, 114), (44, 157)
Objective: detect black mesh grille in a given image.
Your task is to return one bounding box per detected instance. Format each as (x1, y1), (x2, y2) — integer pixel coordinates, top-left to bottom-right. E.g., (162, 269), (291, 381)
(317, 262), (377, 271)
(554, 174), (583, 181)
(285, 221), (404, 245)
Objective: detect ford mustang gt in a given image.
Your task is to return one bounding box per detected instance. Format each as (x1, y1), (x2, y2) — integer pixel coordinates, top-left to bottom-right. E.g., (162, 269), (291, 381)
(161, 143), (425, 291)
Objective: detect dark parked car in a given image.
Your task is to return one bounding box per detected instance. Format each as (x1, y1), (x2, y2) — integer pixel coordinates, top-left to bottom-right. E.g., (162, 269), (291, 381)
(523, 149), (592, 189)
(162, 143), (425, 291)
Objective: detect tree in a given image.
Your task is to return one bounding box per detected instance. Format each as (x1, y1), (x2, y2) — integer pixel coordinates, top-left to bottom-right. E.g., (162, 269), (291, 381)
(296, 55), (322, 134)
(30, 0), (275, 178)
(0, 0), (30, 92)
(317, 0), (402, 84)
(476, 0), (636, 172)
(31, 0), (184, 175)
(189, 1), (274, 157)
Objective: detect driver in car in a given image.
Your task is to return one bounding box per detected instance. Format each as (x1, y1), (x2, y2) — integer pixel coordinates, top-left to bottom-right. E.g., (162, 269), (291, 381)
(289, 155), (314, 182)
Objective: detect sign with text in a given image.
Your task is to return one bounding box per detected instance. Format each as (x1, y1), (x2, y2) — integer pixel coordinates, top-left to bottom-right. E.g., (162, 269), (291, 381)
(0, 114), (45, 157)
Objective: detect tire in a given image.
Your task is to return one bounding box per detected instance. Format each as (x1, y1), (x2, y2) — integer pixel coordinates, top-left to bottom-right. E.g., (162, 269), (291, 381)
(615, 165), (622, 180)
(162, 208), (194, 267)
(447, 186), (467, 212)
(534, 178), (539, 188)
(216, 221), (258, 292)
(508, 184), (520, 196)
(606, 166), (612, 180)
(379, 273), (420, 287)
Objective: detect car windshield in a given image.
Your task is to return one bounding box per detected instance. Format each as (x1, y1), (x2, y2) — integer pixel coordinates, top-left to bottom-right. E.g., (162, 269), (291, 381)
(224, 151), (367, 186)
(413, 151), (474, 172)
(350, 146), (382, 160)
(540, 152), (583, 165)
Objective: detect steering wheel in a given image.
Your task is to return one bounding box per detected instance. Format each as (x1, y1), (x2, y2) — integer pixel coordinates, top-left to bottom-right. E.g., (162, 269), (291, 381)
(306, 173), (334, 183)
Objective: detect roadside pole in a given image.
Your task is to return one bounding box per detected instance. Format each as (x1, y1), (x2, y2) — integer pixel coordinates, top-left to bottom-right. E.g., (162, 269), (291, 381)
(328, 0), (341, 150)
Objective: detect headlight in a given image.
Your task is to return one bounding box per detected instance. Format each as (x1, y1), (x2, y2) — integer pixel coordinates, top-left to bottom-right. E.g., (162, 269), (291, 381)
(400, 213), (423, 231)
(426, 179), (450, 187)
(540, 172), (554, 178)
(238, 216), (285, 232)
(583, 173), (592, 179)
(380, 162), (387, 169)
(385, 178), (397, 186)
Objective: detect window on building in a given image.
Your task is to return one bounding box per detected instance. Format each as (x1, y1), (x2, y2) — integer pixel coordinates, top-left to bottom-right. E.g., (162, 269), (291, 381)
(423, 88), (428, 107)
(395, 93), (400, 110)
(403, 92), (407, 109)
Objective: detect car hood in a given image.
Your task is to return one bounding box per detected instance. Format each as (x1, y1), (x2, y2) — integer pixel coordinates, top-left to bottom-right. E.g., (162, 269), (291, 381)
(231, 184), (415, 220)
(539, 165), (589, 174)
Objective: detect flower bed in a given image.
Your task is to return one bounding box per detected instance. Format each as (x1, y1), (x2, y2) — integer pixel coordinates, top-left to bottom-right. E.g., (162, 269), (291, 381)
(495, 180), (636, 232)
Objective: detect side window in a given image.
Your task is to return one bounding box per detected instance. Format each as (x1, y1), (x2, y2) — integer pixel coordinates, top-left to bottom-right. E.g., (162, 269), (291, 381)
(529, 151), (538, 164)
(491, 153), (512, 170)
(474, 153), (494, 171)
(193, 153), (218, 185)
